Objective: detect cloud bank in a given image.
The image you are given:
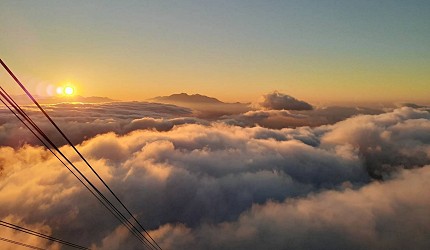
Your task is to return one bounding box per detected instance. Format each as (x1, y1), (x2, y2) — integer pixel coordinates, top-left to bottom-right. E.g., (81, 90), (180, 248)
(0, 101), (384, 148)
(0, 102), (430, 249)
(223, 106), (383, 129)
(0, 102), (197, 147)
(151, 166), (430, 250)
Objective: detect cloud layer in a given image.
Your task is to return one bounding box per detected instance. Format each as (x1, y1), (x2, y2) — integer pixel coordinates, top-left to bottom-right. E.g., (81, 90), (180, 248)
(1, 103), (430, 249)
(158, 165), (430, 250)
(0, 102), (196, 147)
(0, 101), (384, 148)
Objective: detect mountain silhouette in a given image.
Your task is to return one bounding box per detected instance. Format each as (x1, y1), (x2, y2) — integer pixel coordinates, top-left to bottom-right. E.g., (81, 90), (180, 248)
(151, 93), (224, 104)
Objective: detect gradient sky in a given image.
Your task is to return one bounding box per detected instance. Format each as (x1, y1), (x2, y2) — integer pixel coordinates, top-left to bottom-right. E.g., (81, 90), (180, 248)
(0, 0), (429, 104)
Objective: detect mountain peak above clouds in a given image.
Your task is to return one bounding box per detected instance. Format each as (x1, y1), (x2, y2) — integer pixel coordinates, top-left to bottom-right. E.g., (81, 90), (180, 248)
(151, 93), (225, 104)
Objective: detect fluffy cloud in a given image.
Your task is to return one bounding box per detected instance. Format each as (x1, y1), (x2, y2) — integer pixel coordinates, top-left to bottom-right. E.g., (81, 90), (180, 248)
(152, 166), (430, 250)
(321, 107), (430, 178)
(0, 107), (430, 249)
(259, 92), (313, 110)
(223, 106), (383, 129)
(223, 110), (310, 129)
(0, 101), (386, 148)
(0, 102), (197, 147)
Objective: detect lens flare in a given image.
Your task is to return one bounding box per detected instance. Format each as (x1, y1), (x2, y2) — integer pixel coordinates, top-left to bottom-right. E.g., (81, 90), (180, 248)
(56, 86), (64, 95)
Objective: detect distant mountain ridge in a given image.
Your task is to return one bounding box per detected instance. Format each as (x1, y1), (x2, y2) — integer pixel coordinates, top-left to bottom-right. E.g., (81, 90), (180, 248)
(11, 94), (115, 104)
(151, 93), (225, 104)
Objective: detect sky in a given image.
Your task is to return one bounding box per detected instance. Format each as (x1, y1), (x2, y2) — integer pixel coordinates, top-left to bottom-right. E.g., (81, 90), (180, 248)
(1, 0), (429, 104)
(1, 2), (430, 249)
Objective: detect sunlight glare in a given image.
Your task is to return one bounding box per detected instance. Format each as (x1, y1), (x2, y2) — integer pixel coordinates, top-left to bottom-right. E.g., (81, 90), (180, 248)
(65, 86), (74, 95)
(56, 84), (75, 96)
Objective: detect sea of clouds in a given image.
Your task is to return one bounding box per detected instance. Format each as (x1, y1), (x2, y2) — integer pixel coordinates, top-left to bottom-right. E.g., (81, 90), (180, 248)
(0, 95), (430, 249)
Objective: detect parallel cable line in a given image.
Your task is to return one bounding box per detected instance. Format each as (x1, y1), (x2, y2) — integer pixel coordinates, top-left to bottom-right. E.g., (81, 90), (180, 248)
(0, 236), (45, 250)
(0, 59), (162, 250)
(0, 89), (154, 249)
(0, 220), (89, 250)
(0, 88), (154, 250)
(0, 63), (158, 249)
(0, 92), (153, 249)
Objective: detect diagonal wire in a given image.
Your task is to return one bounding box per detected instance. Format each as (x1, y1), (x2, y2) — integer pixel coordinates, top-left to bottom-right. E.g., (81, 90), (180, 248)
(0, 89), (154, 249)
(0, 90), (153, 249)
(0, 59), (162, 250)
(0, 236), (46, 250)
(0, 59), (161, 250)
(0, 220), (89, 250)
(0, 93), (147, 248)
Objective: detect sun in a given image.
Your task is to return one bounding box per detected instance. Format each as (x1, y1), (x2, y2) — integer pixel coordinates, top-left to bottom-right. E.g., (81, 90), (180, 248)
(64, 86), (74, 95)
(56, 84), (76, 96)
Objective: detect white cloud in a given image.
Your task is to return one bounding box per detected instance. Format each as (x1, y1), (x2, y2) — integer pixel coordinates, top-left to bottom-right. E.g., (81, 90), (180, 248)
(0, 107), (429, 249)
(152, 166), (430, 250)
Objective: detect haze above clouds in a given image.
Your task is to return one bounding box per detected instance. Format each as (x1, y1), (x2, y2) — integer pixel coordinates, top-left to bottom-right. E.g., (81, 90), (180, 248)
(1, 92), (430, 249)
